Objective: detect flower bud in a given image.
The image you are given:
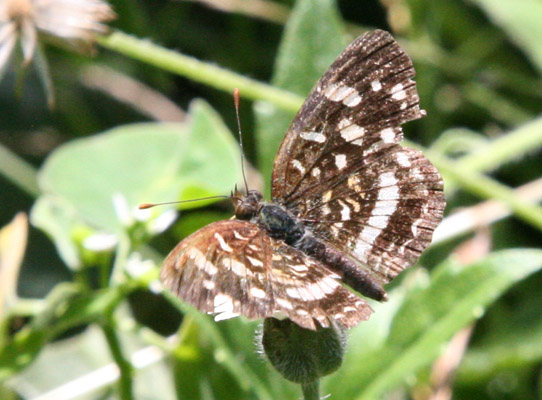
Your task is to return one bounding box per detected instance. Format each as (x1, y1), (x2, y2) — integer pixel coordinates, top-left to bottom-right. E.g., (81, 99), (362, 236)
(261, 317), (346, 384)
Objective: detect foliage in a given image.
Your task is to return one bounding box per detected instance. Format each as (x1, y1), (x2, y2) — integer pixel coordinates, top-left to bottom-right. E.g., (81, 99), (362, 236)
(0, 0), (541, 399)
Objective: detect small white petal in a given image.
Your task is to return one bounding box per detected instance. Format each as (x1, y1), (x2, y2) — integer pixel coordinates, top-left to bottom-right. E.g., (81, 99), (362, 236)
(83, 233), (118, 251)
(147, 209), (178, 234)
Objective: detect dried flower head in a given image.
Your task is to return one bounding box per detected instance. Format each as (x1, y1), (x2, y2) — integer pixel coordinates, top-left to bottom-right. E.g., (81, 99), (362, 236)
(0, 0), (115, 81)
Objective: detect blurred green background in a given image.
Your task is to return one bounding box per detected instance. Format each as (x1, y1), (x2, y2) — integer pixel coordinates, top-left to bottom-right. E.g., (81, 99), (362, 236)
(1, 0), (542, 399)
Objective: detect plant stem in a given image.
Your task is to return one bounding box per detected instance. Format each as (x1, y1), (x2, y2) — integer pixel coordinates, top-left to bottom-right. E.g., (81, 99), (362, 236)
(110, 232), (131, 285)
(162, 291), (274, 400)
(0, 142), (39, 197)
(302, 380), (320, 400)
(457, 116), (542, 173)
(102, 322), (134, 400)
(429, 152), (542, 230)
(98, 31), (304, 113)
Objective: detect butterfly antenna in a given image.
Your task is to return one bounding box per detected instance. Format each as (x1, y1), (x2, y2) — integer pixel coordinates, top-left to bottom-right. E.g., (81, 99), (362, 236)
(233, 88), (249, 194)
(139, 195), (230, 209)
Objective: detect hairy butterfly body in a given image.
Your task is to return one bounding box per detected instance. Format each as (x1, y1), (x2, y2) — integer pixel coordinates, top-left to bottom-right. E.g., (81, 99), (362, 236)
(161, 30), (445, 330)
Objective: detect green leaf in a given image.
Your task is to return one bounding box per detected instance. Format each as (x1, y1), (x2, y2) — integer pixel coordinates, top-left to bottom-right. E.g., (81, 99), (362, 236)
(254, 0), (347, 192)
(31, 100), (241, 266)
(323, 249), (542, 399)
(468, 0), (542, 73)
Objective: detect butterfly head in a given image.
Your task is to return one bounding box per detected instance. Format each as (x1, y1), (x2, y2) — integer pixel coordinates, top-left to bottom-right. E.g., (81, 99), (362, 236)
(232, 189), (263, 220)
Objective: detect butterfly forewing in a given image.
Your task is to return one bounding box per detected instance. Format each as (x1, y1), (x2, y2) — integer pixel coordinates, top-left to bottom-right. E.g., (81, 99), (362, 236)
(271, 29), (444, 284)
(161, 220), (372, 330)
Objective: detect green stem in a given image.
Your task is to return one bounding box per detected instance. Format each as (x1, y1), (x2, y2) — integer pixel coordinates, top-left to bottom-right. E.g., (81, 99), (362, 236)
(162, 291), (274, 400)
(429, 152), (542, 230)
(0, 142), (39, 197)
(110, 232), (131, 286)
(98, 31), (303, 113)
(102, 322), (134, 400)
(302, 380), (320, 400)
(457, 116), (542, 173)
(461, 83), (533, 125)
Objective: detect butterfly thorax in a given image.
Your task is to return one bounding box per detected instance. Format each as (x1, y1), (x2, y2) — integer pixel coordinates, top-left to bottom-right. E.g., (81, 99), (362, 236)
(233, 190), (305, 244)
(257, 204), (305, 245)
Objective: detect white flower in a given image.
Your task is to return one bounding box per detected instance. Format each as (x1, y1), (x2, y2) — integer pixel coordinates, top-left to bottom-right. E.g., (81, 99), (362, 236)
(113, 192), (178, 233)
(82, 232), (118, 251)
(0, 0), (115, 73)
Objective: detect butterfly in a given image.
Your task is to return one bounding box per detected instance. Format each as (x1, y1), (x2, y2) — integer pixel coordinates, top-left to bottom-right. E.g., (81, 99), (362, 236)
(161, 30), (445, 331)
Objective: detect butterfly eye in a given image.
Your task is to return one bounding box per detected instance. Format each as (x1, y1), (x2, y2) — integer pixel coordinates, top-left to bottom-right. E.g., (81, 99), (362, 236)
(248, 190), (263, 201)
(235, 203), (257, 220)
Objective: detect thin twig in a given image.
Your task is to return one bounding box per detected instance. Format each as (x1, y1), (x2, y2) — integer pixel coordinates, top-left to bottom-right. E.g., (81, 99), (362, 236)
(433, 178), (542, 244)
(80, 65), (186, 122)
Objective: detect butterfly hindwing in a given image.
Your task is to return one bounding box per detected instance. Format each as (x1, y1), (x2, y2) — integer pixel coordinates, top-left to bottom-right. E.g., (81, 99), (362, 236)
(161, 220), (372, 330)
(300, 146), (444, 283)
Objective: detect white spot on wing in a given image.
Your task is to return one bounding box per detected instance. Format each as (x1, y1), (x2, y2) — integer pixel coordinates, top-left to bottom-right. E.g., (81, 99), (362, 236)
(340, 120), (366, 142)
(214, 232), (233, 252)
(338, 118), (350, 130)
(338, 200), (351, 221)
(379, 171), (398, 187)
(378, 186), (400, 200)
(362, 225), (381, 243)
(312, 167), (321, 178)
(396, 152), (411, 167)
(305, 282), (327, 299)
(247, 255), (264, 267)
(301, 131), (326, 143)
(230, 259), (247, 276)
(371, 80), (382, 91)
(204, 261), (218, 275)
(203, 280), (215, 290)
(367, 215), (390, 229)
(324, 83), (356, 102)
(342, 90), (362, 107)
(250, 287), (267, 298)
(214, 311), (239, 322)
(391, 83), (406, 100)
(380, 128), (396, 143)
(323, 83), (339, 99)
(233, 231), (248, 240)
(334, 154), (347, 170)
(291, 159), (306, 174)
(286, 287), (304, 300)
(352, 138), (364, 146)
(276, 298), (293, 310)
(291, 264), (309, 272)
(353, 238), (371, 262)
(213, 294), (237, 321)
(371, 200), (399, 216)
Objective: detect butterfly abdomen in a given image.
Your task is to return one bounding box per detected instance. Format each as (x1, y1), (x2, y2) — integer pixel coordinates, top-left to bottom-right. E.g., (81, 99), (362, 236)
(295, 235), (387, 301)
